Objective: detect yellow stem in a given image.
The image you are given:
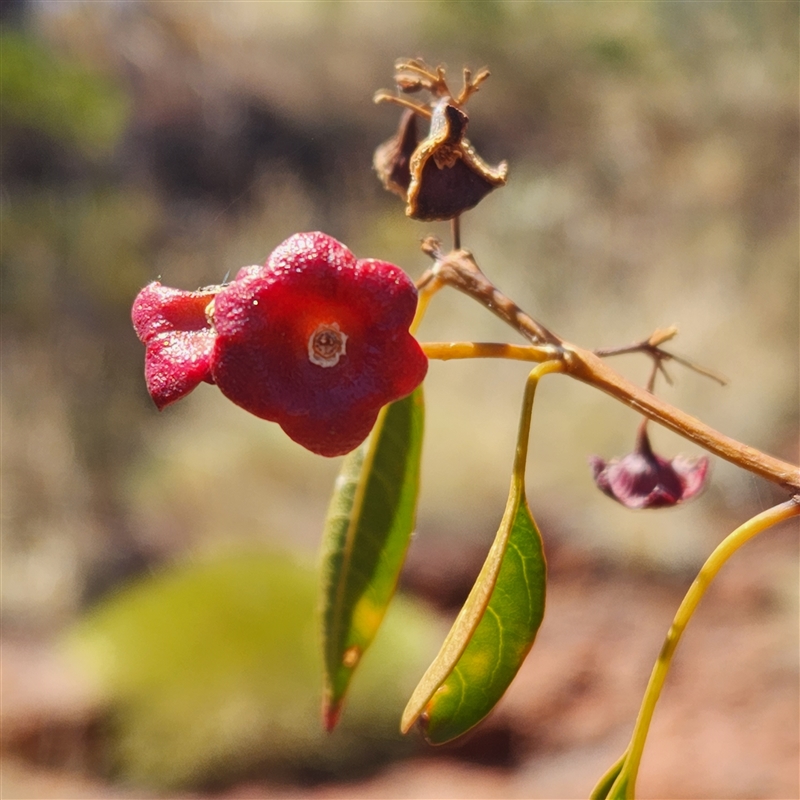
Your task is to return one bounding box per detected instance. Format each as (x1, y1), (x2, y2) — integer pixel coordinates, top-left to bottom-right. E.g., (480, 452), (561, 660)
(512, 360), (564, 479)
(421, 341), (558, 363)
(411, 280), (443, 334)
(611, 497), (800, 799)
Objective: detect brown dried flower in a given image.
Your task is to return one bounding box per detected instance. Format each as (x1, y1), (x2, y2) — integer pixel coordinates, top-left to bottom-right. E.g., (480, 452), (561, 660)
(374, 60), (508, 221)
(373, 110), (419, 201)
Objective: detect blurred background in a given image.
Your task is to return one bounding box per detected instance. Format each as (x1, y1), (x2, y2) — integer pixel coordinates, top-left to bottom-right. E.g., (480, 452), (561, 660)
(2, 2), (797, 798)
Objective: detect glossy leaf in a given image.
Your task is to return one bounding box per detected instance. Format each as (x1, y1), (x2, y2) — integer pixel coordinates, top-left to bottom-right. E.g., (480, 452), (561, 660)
(321, 387), (424, 729)
(405, 481), (545, 743)
(400, 362), (560, 743)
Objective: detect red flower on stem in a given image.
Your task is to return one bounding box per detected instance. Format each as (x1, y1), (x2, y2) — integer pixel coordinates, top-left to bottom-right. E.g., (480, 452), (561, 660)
(132, 232), (428, 457)
(589, 420), (709, 509)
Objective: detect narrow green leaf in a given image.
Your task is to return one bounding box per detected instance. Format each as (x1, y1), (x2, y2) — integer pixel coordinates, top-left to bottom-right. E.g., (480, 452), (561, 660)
(401, 362), (561, 743)
(590, 753), (629, 800)
(321, 388), (424, 729)
(404, 480), (546, 743)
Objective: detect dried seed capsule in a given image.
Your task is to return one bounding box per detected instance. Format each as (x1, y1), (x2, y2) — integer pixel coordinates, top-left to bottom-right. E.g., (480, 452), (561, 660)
(405, 100), (508, 221)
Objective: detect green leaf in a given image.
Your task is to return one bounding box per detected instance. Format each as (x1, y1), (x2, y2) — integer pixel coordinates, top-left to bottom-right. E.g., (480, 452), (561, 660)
(590, 753), (629, 800)
(400, 362), (561, 745)
(401, 480), (546, 743)
(321, 388), (425, 728)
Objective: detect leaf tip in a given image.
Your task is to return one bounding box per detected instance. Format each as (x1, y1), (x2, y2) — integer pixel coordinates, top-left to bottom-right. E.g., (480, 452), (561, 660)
(323, 695), (343, 732)
(399, 704), (420, 735)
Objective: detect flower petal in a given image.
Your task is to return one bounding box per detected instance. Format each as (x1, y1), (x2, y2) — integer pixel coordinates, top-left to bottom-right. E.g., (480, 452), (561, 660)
(589, 428), (710, 510)
(132, 282), (217, 409)
(672, 455), (710, 502)
(211, 232), (427, 456)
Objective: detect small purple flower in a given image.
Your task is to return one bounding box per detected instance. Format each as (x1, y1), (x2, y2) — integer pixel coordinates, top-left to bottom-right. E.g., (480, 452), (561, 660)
(589, 421), (709, 509)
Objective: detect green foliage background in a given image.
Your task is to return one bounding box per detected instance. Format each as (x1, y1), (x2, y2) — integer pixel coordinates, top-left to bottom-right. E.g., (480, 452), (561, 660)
(63, 552), (441, 789)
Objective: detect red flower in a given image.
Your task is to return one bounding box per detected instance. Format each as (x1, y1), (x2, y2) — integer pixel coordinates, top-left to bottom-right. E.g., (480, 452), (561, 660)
(132, 232), (428, 457)
(589, 421), (709, 509)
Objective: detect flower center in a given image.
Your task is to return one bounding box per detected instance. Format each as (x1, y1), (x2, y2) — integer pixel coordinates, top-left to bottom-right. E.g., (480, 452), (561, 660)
(308, 322), (347, 368)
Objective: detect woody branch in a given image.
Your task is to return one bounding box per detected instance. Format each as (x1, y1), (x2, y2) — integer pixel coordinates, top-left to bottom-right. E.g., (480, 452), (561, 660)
(420, 246), (800, 494)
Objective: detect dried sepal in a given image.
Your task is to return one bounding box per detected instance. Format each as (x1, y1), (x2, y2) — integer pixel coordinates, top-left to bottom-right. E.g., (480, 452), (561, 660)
(393, 58), (450, 98)
(406, 100), (508, 221)
(396, 75), (425, 94)
(390, 59), (490, 106)
(374, 60), (508, 221)
(453, 66), (491, 106)
(373, 110), (419, 200)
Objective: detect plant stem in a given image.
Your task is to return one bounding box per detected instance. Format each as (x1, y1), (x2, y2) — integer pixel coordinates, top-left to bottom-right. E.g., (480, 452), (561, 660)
(608, 497), (800, 799)
(451, 216), (461, 251)
(431, 248), (562, 346)
(421, 341), (556, 363)
(513, 360), (565, 478)
(563, 345), (799, 490)
(411, 278), (442, 333)
(426, 248), (800, 493)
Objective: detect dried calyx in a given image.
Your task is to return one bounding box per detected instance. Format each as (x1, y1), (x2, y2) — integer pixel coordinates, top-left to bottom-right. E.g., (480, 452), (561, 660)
(374, 58), (508, 221)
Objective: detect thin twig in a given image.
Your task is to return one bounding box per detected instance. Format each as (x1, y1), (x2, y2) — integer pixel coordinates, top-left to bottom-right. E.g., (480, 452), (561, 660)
(595, 329), (728, 387)
(431, 247), (562, 346)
